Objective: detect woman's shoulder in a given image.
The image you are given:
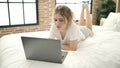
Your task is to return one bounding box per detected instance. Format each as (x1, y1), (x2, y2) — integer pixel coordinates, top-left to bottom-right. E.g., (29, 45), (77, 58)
(50, 24), (57, 30)
(50, 24), (59, 33)
(69, 23), (79, 30)
(50, 23), (55, 28)
(67, 23), (79, 34)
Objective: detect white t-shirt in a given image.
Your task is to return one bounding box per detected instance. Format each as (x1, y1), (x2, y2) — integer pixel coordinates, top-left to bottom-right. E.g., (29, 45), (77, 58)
(49, 23), (85, 45)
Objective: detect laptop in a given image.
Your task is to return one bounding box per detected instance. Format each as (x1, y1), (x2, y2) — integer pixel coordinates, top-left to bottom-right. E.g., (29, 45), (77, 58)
(21, 36), (68, 63)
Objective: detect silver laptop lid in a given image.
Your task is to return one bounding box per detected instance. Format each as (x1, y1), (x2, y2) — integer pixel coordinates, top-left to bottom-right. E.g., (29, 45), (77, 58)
(21, 36), (64, 63)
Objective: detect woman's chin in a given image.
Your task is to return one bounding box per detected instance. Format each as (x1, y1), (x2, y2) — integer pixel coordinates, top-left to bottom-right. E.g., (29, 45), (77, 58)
(57, 28), (61, 30)
(57, 27), (62, 30)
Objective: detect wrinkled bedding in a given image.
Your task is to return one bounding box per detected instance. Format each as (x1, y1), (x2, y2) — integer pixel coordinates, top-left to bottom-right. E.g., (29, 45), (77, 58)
(0, 30), (120, 68)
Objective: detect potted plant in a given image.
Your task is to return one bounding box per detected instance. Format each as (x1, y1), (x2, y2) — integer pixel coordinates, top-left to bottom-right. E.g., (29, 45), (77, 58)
(96, 0), (116, 25)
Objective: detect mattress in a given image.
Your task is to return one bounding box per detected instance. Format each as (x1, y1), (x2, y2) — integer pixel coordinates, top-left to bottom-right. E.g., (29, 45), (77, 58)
(1, 29), (120, 68)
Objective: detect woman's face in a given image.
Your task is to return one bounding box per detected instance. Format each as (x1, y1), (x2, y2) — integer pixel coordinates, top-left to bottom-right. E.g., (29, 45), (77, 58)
(54, 13), (67, 31)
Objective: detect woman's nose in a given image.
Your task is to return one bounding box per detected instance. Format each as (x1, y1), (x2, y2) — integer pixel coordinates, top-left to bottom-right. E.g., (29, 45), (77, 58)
(56, 22), (60, 26)
(55, 21), (60, 25)
(55, 22), (61, 28)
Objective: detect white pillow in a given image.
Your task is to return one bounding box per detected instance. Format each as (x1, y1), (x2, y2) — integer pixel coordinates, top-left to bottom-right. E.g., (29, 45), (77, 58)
(102, 12), (120, 32)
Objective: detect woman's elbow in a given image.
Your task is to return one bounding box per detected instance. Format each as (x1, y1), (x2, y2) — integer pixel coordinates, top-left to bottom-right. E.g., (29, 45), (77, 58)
(69, 47), (77, 51)
(69, 40), (78, 51)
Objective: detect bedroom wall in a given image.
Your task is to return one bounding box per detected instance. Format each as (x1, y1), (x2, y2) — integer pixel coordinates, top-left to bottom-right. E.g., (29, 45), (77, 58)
(116, 0), (120, 12)
(0, 0), (55, 37)
(0, 0), (118, 37)
(92, 0), (117, 25)
(92, 0), (100, 25)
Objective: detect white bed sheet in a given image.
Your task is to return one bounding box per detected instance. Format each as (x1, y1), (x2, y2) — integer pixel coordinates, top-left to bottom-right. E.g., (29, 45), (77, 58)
(1, 30), (120, 68)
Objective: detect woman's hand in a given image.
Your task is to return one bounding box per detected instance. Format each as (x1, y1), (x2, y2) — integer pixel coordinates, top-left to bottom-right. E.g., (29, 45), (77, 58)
(61, 40), (78, 51)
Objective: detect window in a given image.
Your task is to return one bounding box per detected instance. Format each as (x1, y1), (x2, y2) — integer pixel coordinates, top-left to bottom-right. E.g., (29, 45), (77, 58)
(56, 0), (92, 21)
(0, 0), (38, 27)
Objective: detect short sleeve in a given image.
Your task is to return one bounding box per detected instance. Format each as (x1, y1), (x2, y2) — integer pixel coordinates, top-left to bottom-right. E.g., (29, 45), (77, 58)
(49, 24), (60, 39)
(70, 29), (85, 41)
(49, 24), (56, 39)
(68, 23), (85, 41)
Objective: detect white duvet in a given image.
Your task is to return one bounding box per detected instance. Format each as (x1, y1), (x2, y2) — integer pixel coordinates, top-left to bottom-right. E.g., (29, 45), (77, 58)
(0, 30), (120, 68)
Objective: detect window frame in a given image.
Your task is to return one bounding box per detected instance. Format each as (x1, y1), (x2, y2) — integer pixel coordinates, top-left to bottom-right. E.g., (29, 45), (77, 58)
(0, 0), (39, 28)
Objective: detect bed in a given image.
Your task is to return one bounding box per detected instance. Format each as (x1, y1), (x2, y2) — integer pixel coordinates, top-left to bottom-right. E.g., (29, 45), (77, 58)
(0, 12), (120, 68)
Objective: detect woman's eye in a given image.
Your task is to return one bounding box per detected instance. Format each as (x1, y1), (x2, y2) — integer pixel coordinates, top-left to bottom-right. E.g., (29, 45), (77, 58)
(54, 19), (57, 21)
(59, 20), (64, 22)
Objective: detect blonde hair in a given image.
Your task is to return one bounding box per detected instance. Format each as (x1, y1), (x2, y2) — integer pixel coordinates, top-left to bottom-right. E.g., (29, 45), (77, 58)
(54, 5), (74, 27)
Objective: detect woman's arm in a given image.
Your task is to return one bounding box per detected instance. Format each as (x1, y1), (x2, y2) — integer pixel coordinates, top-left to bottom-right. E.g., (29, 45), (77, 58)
(61, 40), (78, 51)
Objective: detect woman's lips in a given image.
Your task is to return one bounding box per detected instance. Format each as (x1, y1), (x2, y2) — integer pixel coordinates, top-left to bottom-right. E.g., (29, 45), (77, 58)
(56, 26), (61, 28)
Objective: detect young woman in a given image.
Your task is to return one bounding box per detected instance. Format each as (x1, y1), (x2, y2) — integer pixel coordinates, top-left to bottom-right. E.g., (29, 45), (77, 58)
(49, 4), (93, 51)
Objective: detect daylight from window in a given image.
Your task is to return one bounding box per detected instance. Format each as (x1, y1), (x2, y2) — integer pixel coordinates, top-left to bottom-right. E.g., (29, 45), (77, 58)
(56, 0), (91, 21)
(0, 0), (38, 27)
